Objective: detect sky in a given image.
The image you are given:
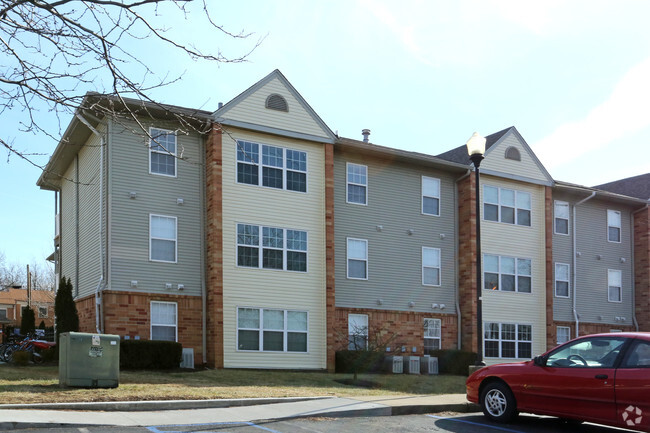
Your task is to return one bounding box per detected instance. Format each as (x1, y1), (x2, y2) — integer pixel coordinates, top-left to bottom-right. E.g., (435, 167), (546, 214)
(1, 0), (650, 267)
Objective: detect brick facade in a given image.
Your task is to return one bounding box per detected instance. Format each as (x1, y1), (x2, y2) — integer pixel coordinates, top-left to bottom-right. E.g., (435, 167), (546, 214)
(544, 186), (555, 350)
(457, 174), (478, 352)
(324, 142), (336, 372)
(635, 207), (650, 331)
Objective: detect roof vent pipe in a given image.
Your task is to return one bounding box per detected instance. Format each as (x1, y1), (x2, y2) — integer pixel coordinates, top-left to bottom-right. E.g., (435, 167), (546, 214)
(217, 102), (223, 109)
(362, 129), (371, 143)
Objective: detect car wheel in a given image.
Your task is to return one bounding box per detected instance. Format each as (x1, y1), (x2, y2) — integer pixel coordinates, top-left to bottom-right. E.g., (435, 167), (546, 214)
(480, 381), (517, 423)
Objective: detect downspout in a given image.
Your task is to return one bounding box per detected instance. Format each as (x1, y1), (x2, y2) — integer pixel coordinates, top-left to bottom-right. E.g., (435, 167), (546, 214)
(200, 133), (207, 365)
(75, 113), (106, 334)
(631, 204), (648, 332)
(573, 191), (596, 337)
(454, 169), (472, 349)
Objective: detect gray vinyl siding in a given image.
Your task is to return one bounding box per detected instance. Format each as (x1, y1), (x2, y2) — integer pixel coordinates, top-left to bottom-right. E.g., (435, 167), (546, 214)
(334, 150), (458, 313)
(551, 192), (575, 322)
(60, 159), (78, 296)
(553, 192), (636, 327)
(108, 119), (204, 296)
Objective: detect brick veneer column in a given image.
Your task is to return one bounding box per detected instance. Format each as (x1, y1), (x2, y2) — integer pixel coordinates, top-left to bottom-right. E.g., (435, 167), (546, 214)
(325, 142), (336, 372)
(205, 124), (224, 368)
(635, 206), (650, 331)
(544, 186), (555, 349)
(457, 174), (477, 352)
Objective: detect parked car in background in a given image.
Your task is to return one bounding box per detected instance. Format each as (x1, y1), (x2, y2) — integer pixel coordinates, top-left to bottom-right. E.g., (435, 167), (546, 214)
(466, 332), (650, 432)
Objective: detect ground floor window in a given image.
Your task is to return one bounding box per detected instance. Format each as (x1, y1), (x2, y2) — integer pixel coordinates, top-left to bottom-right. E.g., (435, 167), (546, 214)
(557, 326), (571, 345)
(484, 322), (532, 359)
(348, 313), (368, 350)
(151, 301), (177, 341)
(237, 307), (308, 352)
(424, 318), (441, 352)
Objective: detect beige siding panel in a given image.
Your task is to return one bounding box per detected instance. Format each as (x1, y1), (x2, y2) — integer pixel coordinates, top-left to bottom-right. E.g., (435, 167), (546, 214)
(480, 176), (547, 359)
(482, 134), (547, 183)
(222, 129), (326, 369)
(223, 78), (329, 139)
(108, 119), (204, 298)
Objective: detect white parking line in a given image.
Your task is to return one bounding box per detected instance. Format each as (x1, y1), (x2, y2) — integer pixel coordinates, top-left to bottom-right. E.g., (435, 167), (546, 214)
(426, 415), (528, 433)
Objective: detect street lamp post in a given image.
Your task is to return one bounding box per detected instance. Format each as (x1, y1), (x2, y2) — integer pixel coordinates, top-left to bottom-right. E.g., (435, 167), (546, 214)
(466, 132), (486, 367)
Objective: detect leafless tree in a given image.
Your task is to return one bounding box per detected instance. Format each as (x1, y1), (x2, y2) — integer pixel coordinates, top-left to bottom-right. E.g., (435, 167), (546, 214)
(0, 0), (261, 169)
(0, 251), (55, 289)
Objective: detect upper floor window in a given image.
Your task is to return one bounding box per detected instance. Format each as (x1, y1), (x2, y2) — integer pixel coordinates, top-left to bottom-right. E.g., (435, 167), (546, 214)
(422, 247), (441, 286)
(424, 318), (441, 352)
(556, 326), (571, 345)
(237, 307), (308, 352)
(149, 128), (177, 177)
(422, 176), (440, 216)
(236, 224), (307, 272)
(607, 210), (621, 243)
(484, 254), (532, 293)
(346, 163), (367, 205)
(554, 201), (569, 235)
(484, 186), (531, 227)
(555, 263), (570, 298)
(150, 215), (177, 263)
(484, 323), (532, 358)
(236, 140), (307, 192)
(348, 313), (368, 350)
(347, 238), (368, 280)
(151, 301), (177, 341)
(608, 269), (622, 303)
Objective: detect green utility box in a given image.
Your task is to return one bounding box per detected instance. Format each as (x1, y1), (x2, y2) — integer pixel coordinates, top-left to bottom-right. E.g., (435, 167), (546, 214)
(59, 332), (120, 388)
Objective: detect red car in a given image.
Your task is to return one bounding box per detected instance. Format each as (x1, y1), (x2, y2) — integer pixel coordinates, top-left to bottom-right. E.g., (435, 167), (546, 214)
(466, 332), (650, 432)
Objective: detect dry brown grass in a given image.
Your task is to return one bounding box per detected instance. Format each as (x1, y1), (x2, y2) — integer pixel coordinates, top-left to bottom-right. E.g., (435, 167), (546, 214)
(0, 366), (466, 404)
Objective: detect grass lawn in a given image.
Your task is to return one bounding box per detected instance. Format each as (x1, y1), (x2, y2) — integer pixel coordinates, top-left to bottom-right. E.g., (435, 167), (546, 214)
(0, 366), (467, 404)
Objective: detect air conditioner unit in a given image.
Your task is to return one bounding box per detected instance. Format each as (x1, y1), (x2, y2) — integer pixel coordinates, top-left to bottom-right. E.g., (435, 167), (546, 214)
(384, 355), (403, 374)
(180, 348), (194, 369)
(404, 356), (420, 374)
(421, 356), (439, 375)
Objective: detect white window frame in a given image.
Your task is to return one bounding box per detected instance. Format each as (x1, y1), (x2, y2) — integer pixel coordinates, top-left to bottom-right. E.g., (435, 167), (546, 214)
(484, 322), (532, 359)
(0, 308), (7, 321)
(346, 238), (368, 280)
(607, 209), (621, 243)
(346, 163), (368, 205)
(557, 326), (571, 345)
(554, 263), (570, 298)
(422, 247), (441, 286)
(554, 201), (570, 235)
(149, 214), (178, 263)
(483, 254), (532, 293)
(348, 313), (368, 350)
(236, 223), (308, 272)
(38, 306), (48, 318)
(236, 307), (308, 353)
(149, 127), (177, 177)
(608, 269), (622, 303)
(483, 185), (531, 227)
(422, 176), (441, 216)
(235, 140), (308, 193)
(150, 301), (178, 342)
(424, 318), (441, 352)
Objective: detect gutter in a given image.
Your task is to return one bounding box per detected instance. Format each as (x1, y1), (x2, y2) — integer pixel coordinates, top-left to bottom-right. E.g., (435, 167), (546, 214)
(75, 113), (106, 334)
(631, 204), (649, 332)
(573, 191), (596, 337)
(454, 169), (472, 349)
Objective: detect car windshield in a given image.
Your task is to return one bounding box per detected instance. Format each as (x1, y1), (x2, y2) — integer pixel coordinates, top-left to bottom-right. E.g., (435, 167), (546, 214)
(547, 337), (625, 368)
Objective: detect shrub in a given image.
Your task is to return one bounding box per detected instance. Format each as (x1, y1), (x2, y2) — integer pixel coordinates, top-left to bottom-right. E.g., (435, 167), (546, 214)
(12, 350), (30, 366)
(120, 340), (182, 370)
(335, 350), (384, 374)
(41, 346), (58, 363)
(426, 349), (477, 375)
(55, 277), (79, 341)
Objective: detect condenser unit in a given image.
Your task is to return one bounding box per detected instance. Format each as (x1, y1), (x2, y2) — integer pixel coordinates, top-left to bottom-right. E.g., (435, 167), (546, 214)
(421, 355), (439, 375)
(180, 348), (194, 369)
(384, 355), (403, 374)
(403, 356), (420, 374)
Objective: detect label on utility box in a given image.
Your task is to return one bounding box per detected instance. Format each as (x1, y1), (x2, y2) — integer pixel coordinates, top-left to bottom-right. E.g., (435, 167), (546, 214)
(92, 335), (100, 346)
(89, 346), (103, 358)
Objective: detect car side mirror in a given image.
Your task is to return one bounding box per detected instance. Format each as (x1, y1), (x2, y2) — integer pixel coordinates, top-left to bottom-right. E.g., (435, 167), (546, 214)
(534, 355), (546, 367)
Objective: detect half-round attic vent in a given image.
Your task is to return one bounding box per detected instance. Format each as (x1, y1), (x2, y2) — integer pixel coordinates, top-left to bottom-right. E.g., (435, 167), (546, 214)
(265, 94), (288, 112)
(505, 146), (521, 161)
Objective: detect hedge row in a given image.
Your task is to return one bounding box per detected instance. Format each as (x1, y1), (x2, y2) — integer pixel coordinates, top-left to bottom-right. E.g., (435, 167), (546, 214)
(335, 349), (478, 376)
(120, 340), (183, 369)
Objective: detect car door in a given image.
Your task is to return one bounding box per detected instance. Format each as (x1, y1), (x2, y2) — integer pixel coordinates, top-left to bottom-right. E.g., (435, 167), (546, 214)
(517, 336), (624, 424)
(614, 339), (650, 431)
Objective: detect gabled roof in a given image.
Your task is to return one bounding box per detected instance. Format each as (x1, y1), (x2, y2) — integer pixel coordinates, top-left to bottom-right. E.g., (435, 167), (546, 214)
(594, 173), (650, 201)
(436, 127), (511, 165)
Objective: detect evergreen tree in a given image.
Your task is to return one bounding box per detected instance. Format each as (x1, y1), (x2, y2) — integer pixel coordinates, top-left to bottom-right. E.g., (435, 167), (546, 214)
(20, 306), (36, 336)
(55, 277), (79, 340)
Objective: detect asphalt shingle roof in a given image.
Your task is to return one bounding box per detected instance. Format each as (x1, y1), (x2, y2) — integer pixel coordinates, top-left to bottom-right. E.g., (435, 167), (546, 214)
(435, 127), (513, 165)
(595, 173), (650, 201)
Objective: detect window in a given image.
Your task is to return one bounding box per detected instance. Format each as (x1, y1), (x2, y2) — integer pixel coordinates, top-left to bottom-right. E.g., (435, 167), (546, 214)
(484, 254), (532, 293)
(608, 269), (622, 303)
(554, 201), (569, 235)
(547, 336), (625, 368)
(424, 318), (441, 352)
(150, 215), (177, 262)
(484, 323), (532, 359)
(149, 128), (177, 177)
(623, 341), (650, 368)
(607, 210), (621, 242)
(346, 163), (367, 205)
(422, 247), (441, 286)
(348, 314), (368, 350)
(555, 263), (570, 298)
(237, 308), (308, 352)
(557, 326), (571, 345)
(236, 141), (307, 192)
(151, 301), (177, 341)
(38, 306), (48, 318)
(347, 238), (368, 279)
(483, 186), (531, 226)
(236, 224), (307, 272)
(0, 309), (6, 321)
(422, 176), (440, 216)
